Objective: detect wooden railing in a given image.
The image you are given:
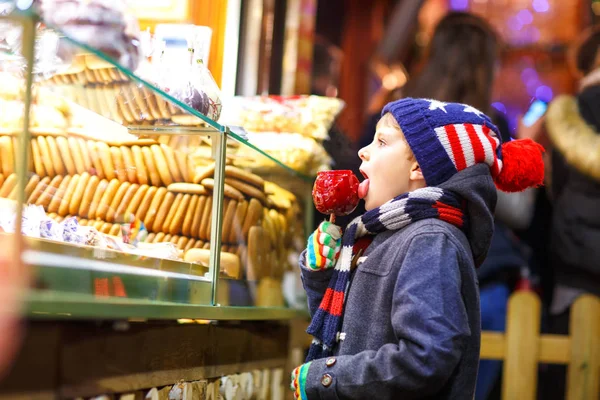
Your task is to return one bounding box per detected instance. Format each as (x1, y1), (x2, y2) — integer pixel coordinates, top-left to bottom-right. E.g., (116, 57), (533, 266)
(480, 292), (600, 400)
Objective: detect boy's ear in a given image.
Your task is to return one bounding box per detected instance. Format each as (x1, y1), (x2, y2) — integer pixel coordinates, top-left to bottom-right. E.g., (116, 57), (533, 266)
(409, 162), (425, 182)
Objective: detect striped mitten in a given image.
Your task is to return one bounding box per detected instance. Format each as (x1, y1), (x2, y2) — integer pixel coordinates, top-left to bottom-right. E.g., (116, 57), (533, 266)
(306, 221), (342, 271)
(290, 362), (311, 399)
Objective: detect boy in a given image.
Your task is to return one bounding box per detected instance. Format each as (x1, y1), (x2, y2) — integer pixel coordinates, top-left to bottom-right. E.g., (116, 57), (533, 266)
(291, 98), (544, 399)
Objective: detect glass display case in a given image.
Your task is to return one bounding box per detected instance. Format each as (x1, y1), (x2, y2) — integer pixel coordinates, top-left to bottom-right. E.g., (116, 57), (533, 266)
(0, 4), (313, 320)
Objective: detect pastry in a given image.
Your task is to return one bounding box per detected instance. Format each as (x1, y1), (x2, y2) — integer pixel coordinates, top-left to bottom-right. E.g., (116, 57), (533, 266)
(141, 146), (161, 187)
(124, 184), (148, 220)
(46, 136), (66, 176)
(87, 141), (106, 179)
(96, 142), (116, 181)
(58, 174), (80, 216)
(193, 163), (215, 184)
(56, 137), (77, 175)
(150, 144), (174, 186)
(162, 192), (183, 234)
(199, 195), (213, 241)
(130, 145), (149, 185)
(160, 143), (183, 182)
(111, 146), (127, 182)
(0, 136), (14, 176)
(190, 195), (206, 239)
(163, 234), (172, 243)
(68, 172), (90, 216)
(36, 175), (63, 209)
(87, 178), (109, 220)
(177, 236), (188, 250)
(109, 223), (121, 236)
(135, 185), (157, 221)
(151, 191), (175, 232)
(242, 199), (263, 238)
(221, 199), (237, 244)
(114, 183), (139, 223)
(31, 139), (47, 177)
(201, 178), (244, 201)
(120, 146), (137, 184)
(146, 232), (156, 243)
(0, 173), (16, 198)
(67, 138), (85, 175)
(106, 181), (131, 223)
(77, 138), (93, 174)
(169, 235), (179, 245)
(169, 193), (191, 235)
(28, 176), (51, 204)
(224, 178), (267, 204)
(24, 174), (41, 200)
(174, 149), (190, 182)
(224, 165), (265, 190)
(78, 175), (100, 218)
(153, 232), (166, 243)
(37, 136), (55, 177)
(143, 186), (167, 229)
(93, 220), (104, 231)
(100, 222), (112, 234)
(167, 182), (208, 195)
(182, 195), (199, 237)
(229, 200), (248, 244)
(184, 238), (196, 252)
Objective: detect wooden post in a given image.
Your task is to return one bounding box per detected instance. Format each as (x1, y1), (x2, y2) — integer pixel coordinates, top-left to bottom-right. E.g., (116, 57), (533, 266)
(567, 295), (600, 400)
(502, 291), (541, 400)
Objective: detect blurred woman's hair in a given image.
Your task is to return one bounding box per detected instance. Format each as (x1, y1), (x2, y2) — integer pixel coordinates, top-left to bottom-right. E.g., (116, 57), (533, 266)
(570, 25), (600, 77)
(403, 12), (500, 113)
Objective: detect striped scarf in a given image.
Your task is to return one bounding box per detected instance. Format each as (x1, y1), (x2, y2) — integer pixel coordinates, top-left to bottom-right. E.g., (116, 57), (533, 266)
(305, 187), (468, 361)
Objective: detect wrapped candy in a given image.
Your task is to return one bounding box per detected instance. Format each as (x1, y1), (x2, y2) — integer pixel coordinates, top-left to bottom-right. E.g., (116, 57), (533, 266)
(39, 218), (63, 241)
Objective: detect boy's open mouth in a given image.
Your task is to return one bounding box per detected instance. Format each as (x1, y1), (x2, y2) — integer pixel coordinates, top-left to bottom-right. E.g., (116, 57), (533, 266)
(358, 169), (370, 200)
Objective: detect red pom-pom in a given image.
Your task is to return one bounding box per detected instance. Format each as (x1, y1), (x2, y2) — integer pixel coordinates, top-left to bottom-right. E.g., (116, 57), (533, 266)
(494, 138), (545, 192)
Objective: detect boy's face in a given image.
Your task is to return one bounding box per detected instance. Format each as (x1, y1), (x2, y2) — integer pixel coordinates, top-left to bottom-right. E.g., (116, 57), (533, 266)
(358, 113), (425, 211)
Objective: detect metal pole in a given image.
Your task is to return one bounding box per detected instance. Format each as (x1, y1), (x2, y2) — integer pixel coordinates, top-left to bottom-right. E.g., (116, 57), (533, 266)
(208, 127), (228, 305)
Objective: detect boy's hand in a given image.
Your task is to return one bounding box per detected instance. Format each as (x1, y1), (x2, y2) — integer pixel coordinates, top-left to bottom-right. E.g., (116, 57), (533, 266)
(290, 362), (311, 399)
(306, 221), (342, 271)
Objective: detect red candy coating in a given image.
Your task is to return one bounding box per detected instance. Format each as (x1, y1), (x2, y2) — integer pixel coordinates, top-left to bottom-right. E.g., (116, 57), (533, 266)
(312, 170), (360, 216)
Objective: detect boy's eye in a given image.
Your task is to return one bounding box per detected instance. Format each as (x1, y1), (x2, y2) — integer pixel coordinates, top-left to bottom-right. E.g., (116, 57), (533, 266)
(378, 139), (386, 147)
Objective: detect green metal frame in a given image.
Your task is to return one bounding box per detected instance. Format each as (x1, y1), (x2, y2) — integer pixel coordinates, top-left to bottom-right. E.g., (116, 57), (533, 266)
(1, 4), (314, 321)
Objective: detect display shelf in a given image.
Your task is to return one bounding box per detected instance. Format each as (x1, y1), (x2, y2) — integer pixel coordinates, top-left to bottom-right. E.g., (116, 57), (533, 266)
(26, 290), (305, 320)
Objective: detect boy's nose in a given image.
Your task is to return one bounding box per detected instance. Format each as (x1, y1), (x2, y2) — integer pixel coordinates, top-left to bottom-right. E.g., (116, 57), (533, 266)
(358, 146), (369, 161)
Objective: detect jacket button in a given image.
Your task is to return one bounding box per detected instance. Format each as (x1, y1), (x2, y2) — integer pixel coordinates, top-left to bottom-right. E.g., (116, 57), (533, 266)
(325, 357), (336, 367)
(321, 374), (333, 387)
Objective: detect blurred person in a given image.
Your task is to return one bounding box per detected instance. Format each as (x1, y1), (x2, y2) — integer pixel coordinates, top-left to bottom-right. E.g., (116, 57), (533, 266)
(538, 25), (600, 400)
(0, 233), (27, 380)
(360, 12), (541, 400)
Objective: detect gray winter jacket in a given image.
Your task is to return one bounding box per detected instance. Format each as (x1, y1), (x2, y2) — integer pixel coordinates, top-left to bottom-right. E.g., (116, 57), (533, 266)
(300, 165), (496, 399)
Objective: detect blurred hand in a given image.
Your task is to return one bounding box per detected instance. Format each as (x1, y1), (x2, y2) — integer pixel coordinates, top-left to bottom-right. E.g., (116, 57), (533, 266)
(0, 234), (28, 379)
(517, 115), (548, 147)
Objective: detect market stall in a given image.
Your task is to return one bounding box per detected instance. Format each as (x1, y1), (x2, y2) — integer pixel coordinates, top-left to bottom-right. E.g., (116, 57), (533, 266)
(0, 1), (322, 398)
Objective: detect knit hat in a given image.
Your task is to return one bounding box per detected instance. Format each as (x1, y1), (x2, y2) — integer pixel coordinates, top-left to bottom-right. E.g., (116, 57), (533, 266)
(382, 98), (545, 192)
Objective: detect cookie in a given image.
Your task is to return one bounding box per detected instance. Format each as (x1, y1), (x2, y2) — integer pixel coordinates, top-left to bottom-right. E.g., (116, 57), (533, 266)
(0, 173), (16, 198)
(130, 145), (149, 185)
(25, 174), (41, 200)
(160, 143), (183, 182)
(27, 176), (51, 204)
(199, 195), (213, 241)
(124, 184), (148, 220)
(153, 232), (166, 243)
(167, 182), (208, 196)
(36, 175), (63, 209)
(224, 165), (265, 190)
(242, 198), (264, 238)
(87, 141), (105, 179)
(190, 195), (206, 239)
(222, 199), (237, 244)
(229, 200), (248, 244)
(143, 186), (167, 229)
(106, 181), (131, 223)
(37, 136), (55, 177)
(141, 146), (161, 187)
(96, 179), (121, 221)
(182, 195), (199, 237)
(96, 142), (115, 181)
(47, 175), (72, 213)
(78, 174), (100, 218)
(0, 136), (14, 176)
(77, 138), (93, 174)
(201, 178), (244, 201)
(87, 178), (109, 220)
(136, 185), (158, 221)
(31, 139), (46, 177)
(56, 136), (77, 175)
(46, 136), (66, 176)
(68, 172), (90, 216)
(111, 146), (127, 182)
(58, 174), (80, 216)
(193, 163), (215, 184)
(174, 149), (190, 182)
(177, 236), (188, 250)
(184, 238), (196, 252)
(120, 146), (137, 183)
(162, 192), (183, 235)
(114, 183), (139, 223)
(224, 178), (267, 204)
(150, 144), (174, 186)
(169, 193), (191, 235)
(146, 232), (156, 243)
(109, 223), (121, 236)
(151, 191), (176, 232)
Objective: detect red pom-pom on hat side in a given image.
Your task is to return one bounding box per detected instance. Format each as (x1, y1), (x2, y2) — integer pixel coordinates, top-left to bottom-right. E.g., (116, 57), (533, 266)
(494, 138), (545, 192)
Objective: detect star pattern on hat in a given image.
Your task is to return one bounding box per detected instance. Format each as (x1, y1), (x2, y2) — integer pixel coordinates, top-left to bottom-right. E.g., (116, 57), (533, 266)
(428, 99), (448, 113)
(463, 105), (485, 117)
